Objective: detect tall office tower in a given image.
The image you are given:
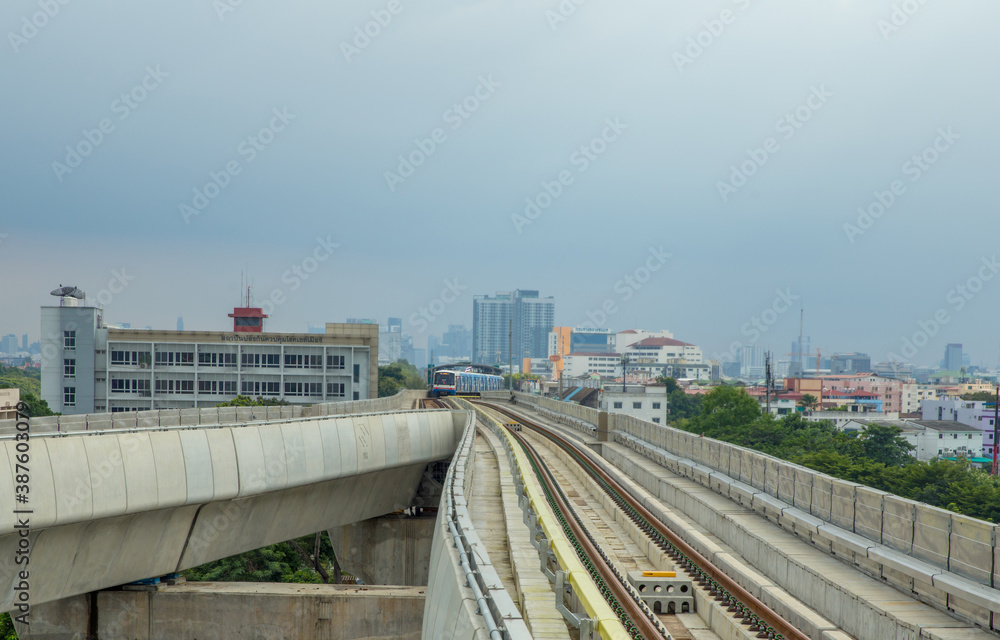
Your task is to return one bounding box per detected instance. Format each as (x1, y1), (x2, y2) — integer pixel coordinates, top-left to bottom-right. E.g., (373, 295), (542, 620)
(177, 317), (184, 332)
(740, 345), (766, 379)
(944, 343), (963, 371)
(472, 290), (555, 367)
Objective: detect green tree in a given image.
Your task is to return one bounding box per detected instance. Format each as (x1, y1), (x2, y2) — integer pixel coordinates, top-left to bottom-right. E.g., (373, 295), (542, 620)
(798, 394), (820, 412)
(184, 533), (339, 583)
(960, 391), (996, 402)
(0, 613), (17, 640)
(692, 386), (762, 434)
(378, 360), (427, 397)
(858, 423), (914, 467)
(216, 395), (289, 407)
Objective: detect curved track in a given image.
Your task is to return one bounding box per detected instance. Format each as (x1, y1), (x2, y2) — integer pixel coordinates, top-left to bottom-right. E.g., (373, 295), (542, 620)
(476, 400), (811, 640)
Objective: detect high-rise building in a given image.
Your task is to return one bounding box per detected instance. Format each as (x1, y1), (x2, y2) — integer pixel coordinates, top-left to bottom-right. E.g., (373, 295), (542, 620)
(177, 316), (184, 332)
(21, 334), (28, 351)
(442, 324), (472, 359)
(387, 317), (402, 333)
(944, 343), (963, 371)
(0, 334), (18, 355)
(472, 290), (554, 367)
(830, 353), (871, 375)
(740, 346), (766, 379)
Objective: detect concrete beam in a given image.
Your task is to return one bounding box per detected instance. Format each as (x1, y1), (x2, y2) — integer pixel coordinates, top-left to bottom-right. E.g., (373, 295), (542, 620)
(327, 514), (436, 586)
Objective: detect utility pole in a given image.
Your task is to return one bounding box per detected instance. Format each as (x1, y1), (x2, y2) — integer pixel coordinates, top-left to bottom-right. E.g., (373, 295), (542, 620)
(508, 318), (513, 392)
(765, 351), (772, 416)
(620, 353), (630, 393)
(993, 384), (999, 476)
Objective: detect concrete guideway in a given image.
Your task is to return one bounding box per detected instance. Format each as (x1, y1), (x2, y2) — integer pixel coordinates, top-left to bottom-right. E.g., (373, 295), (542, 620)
(490, 391), (1000, 640)
(0, 406), (466, 613)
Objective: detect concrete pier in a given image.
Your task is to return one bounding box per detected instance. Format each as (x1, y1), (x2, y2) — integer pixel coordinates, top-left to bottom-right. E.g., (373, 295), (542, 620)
(14, 582), (425, 640)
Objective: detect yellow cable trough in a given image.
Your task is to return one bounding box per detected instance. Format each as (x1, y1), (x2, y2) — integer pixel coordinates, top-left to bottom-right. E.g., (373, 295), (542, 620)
(461, 399), (633, 640)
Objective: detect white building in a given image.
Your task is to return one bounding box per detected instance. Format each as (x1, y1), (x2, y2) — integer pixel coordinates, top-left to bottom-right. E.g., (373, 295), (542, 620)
(599, 385), (668, 424)
(0, 388), (19, 421)
(901, 383), (942, 415)
(897, 421), (984, 462)
(41, 298), (378, 414)
(613, 329), (674, 352)
(562, 353), (621, 378)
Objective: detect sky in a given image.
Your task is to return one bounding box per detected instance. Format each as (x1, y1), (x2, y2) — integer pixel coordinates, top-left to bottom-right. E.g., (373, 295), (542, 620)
(1, 0), (998, 369)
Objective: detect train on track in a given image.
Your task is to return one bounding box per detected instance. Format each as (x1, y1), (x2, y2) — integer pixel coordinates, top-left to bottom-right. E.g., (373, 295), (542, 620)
(430, 367), (504, 397)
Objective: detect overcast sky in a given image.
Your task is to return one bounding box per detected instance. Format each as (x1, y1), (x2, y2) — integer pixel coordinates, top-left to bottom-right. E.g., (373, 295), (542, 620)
(1, 0), (997, 368)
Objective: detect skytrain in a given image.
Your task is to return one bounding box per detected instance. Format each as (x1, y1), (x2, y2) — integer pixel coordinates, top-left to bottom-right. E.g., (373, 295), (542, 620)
(431, 367), (504, 397)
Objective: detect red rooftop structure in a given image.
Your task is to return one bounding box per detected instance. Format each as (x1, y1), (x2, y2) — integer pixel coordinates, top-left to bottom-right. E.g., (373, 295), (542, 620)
(228, 306), (268, 333)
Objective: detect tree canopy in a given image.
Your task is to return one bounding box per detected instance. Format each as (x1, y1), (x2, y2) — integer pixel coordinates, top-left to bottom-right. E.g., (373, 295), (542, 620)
(216, 395), (290, 407)
(0, 364), (55, 417)
(378, 360), (427, 397)
(675, 385), (1000, 522)
(960, 391), (996, 402)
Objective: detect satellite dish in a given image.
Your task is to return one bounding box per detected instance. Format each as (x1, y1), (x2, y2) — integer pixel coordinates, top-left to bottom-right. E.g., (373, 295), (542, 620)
(50, 285), (86, 299)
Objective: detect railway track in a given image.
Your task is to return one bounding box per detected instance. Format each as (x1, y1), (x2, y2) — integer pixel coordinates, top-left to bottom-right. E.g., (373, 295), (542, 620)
(474, 399), (811, 640)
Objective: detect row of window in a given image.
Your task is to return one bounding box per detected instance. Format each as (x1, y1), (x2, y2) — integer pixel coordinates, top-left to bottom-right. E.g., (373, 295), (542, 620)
(611, 401), (662, 410)
(114, 352), (351, 370)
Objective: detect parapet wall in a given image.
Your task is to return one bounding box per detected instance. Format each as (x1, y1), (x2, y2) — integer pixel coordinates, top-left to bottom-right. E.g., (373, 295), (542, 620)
(422, 408), (531, 640)
(501, 390), (1000, 631)
(0, 390), (419, 435)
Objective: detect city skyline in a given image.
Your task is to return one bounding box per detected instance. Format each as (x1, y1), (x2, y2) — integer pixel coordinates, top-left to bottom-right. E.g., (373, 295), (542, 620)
(2, 2), (999, 372)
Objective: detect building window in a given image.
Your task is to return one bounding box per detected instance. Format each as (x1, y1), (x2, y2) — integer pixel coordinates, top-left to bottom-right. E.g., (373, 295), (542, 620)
(613, 402), (623, 409)
(64, 387), (76, 406)
(327, 382), (345, 398)
(327, 355), (346, 369)
(353, 391), (360, 400)
(64, 358), (76, 377)
(633, 402), (642, 409)
(64, 331), (76, 349)
(353, 364), (360, 384)
(155, 379), (194, 394)
(653, 417), (661, 423)
(241, 353), (280, 368)
(652, 402), (661, 409)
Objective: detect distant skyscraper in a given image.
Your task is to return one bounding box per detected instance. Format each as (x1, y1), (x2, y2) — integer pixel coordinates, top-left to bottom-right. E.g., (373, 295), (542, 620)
(740, 346), (766, 379)
(387, 317), (402, 333)
(21, 334), (28, 351)
(0, 334), (17, 355)
(944, 343), (963, 371)
(830, 353), (871, 375)
(177, 316), (184, 331)
(472, 290), (554, 366)
(442, 324), (472, 359)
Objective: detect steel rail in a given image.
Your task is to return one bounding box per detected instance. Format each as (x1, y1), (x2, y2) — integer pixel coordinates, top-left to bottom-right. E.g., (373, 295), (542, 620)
(504, 424), (669, 640)
(477, 400), (812, 640)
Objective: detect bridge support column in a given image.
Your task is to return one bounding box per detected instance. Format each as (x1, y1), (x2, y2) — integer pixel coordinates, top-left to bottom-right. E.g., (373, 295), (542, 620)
(327, 513), (436, 586)
(14, 584), (424, 640)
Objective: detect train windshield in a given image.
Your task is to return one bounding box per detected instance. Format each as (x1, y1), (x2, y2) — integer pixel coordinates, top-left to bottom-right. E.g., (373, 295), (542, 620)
(435, 372), (455, 386)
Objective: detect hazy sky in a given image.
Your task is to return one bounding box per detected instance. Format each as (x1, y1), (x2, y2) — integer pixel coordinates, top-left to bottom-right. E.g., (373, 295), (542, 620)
(1, 0), (998, 368)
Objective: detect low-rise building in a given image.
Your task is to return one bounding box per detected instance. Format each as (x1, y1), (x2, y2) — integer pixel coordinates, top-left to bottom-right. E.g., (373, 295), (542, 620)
(598, 385), (668, 424)
(894, 420), (985, 462)
(42, 294), (378, 414)
(0, 388), (20, 420)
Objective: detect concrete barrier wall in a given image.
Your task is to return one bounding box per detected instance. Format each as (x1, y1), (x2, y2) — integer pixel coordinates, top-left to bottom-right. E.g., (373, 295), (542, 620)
(608, 422), (1000, 631)
(0, 408), (465, 613)
(0, 390), (417, 435)
(422, 410), (531, 640)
